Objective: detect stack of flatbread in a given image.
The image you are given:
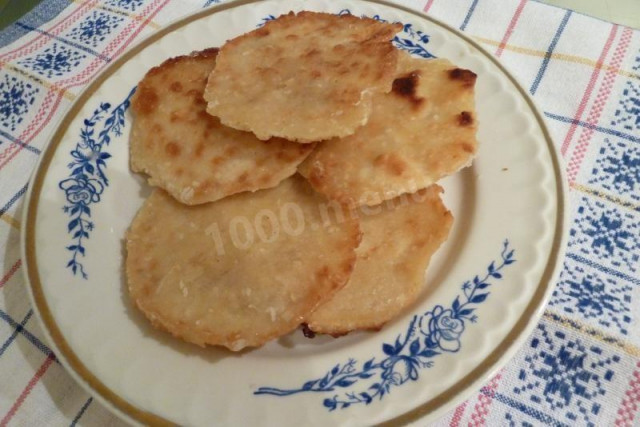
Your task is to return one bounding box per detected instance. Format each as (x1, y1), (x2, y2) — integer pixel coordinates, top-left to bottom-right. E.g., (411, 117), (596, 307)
(126, 11), (477, 351)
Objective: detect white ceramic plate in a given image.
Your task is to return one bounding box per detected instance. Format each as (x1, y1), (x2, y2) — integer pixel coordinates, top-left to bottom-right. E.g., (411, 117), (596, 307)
(22, 0), (567, 425)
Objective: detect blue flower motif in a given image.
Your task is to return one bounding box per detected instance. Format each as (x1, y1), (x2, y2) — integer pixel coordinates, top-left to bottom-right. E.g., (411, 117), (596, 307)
(60, 174), (105, 204)
(68, 12), (124, 48)
(59, 89), (134, 278)
(381, 355), (421, 385)
(68, 144), (112, 182)
(513, 325), (621, 425)
(589, 140), (640, 202)
(71, 145), (99, 168)
(256, 241), (516, 411)
(571, 198), (640, 272)
(421, 307), (465, 352)
(550, 262), (632, 336)
(337, 9), (434, 59)
(0, 73), (39, 131)
(18, 43), (86, 78)
(105, 0), (144, 11)
(611, 81), (640, 131)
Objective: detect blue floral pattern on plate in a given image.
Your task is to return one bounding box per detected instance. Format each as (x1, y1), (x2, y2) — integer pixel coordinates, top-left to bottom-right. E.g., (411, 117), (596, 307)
(59, 88), (134, 278)
(340, 9), (434, 58)
(255, 241), (516, 410)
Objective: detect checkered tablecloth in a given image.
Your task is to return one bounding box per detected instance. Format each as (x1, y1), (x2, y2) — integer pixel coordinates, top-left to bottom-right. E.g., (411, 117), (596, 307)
(0, 0), (639, 425)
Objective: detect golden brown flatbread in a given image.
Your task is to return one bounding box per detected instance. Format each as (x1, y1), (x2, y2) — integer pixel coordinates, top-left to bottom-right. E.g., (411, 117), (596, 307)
(305, 185), (452, 335)
(126, 176), (361, 351)
(130, 48), (314, 205)
(204, 11), (402, 142)
(298, 53), (478, 206)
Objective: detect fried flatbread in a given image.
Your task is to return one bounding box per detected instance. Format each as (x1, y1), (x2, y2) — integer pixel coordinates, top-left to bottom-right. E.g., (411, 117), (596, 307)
(298, 53), (478, 206)
(204, 11), (402, 142)
(126, 176), (361, 351)
(305, 185), (452, 335)
(130, 48), (313, 205)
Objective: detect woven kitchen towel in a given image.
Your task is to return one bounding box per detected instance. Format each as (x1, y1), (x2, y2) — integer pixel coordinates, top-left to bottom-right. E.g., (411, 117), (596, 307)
(0, 0), (639, 425)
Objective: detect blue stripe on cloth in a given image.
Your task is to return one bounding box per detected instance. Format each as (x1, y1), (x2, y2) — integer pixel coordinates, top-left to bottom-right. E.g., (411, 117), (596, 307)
(566, 253), (640, 286)
(544, 112), (640, 144)
(0, 184), (28, 217)
(15, 23), (111, 62)
(0, 311), (32, 357)
(460, 0), (479, 31)
(70, 397), (93, 427)
(486, 390), (570, 426)
(0, 308), (58, 362)
(0, 129), (42, 155)
(0, 0), (72, 49)
(203, 0), (222, 7)
(530, 9), (572, 95)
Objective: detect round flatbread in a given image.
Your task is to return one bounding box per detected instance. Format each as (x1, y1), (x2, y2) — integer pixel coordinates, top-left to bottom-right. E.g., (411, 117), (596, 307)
(204, 11), (402, 142)
(130, 48), (313, 205)
(126, 176), (361, 351)
(298, 53), (478, 206)
(305, 185), (452, 335)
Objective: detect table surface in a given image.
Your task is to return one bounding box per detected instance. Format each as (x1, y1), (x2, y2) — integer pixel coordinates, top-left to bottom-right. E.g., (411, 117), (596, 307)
(1, 0), (640, 29)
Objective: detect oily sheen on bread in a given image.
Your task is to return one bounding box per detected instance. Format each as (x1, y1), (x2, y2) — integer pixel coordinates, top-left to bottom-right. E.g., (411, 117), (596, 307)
(130, 48), (313, 205)
(204, 11), (402, 142)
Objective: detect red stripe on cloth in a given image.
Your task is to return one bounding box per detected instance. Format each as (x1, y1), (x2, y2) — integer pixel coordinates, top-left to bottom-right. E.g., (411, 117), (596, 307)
(469, 373), (502, 427)
(423, 0), (435, 13)
(107, 0), (170, 60)
(560, 25), (617, 156)
(18, 83), (58, 138)
(0, 0), (98, 62)
(0, 260), (21, 289)
(0, 0), (169, 171)
(615, 362), (640, 427)
(0, 354), (56, 426)
(566, 26), (632, 183)
(495, 0), (526, 57)
(449, 401), (467, 427)
(0, 88), (59, 170)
